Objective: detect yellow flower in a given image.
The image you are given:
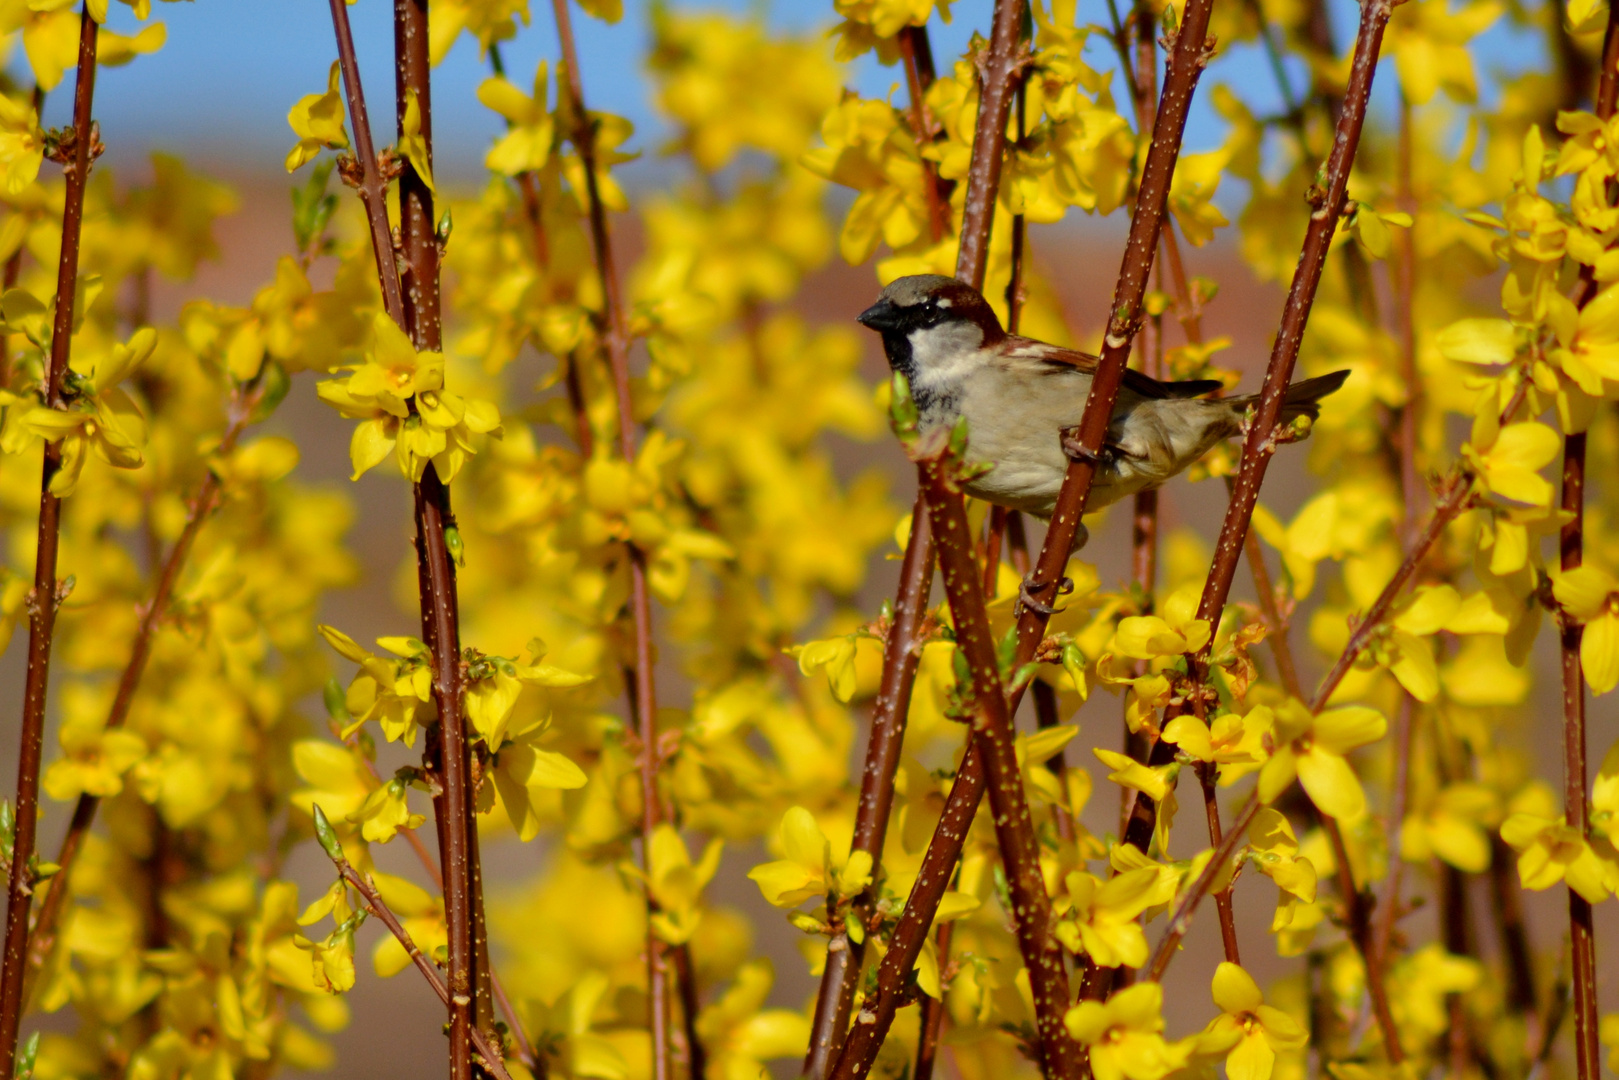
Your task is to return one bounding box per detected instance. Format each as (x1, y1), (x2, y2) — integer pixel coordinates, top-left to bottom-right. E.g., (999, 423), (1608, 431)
(1094, 748), (1179, 853)
(1065, 983), (1194, 1080)
(1258, 701), (1387, 821)
(1162, 705), (1269, 784)
(1500, 782), (1619, 902)
(349, 779), (427, 846)
(1168, 150), (1231, 248)
(286, 61), (350, 171)
(0, 93), (44, 194)
(1108, 584), (1212, 660)
(41, 690), (147, 802)
(1553, 564), (1619, 693)
(318, 625), (433, 747)
(1400, 783), (1501, 873)
(398, 88), (435, 194)
(788, 634), (861, 702)
(489, 711), (588, 842)
(625, 825), (723, 945)
(317, 313), (501, 481)
(1246, 808), (1318, 909)
(1467, 421), (1561, 506)
(16, 327), (156, 496)
(478, 64), (555, 176)
(747, 806), (872, 908)
(369, 872), (446, 980)
(1051, 867), (1167, 968)
(1201, 963), (1307, 1080)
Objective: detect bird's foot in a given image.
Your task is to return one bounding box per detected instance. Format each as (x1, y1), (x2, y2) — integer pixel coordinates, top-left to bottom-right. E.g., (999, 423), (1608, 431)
(1060, 428), (1103, 466)
(1018, 574), (1074, 617)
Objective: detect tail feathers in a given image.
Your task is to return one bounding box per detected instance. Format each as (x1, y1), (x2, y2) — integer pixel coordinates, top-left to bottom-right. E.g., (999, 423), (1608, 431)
(1228, 369), (1351, 425)
(1278, 369), (1351, 424)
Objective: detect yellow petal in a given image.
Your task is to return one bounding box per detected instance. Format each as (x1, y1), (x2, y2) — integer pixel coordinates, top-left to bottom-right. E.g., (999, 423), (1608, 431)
(1210, 962), (1263, 1014)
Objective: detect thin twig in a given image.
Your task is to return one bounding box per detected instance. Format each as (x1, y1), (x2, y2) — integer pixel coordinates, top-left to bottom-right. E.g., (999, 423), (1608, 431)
(803, 22), (949, 1073)
(1009, 0), (1217, 661)
(912, 922), (952, 1080)
(1557, 12), (1617, 1077)
(1145, 794), (1259, 980)
(827, 741), (982, 1080)
(0, 12), (98, 1074)
(836, 1), (1223, 1054)
(326, 0), (404, 325)
(814, 4), (1012, 1072)
(923, 452), (1078, 1076)
(549, 4), (676, 1077)
(23, 377), (267, 1001)
(316, 841), (514, 1080)
(954, 0), (1028, 289)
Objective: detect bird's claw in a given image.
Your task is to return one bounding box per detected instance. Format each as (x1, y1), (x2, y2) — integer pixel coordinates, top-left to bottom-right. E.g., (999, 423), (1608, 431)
(1060, 430), (1102, 466)
(1018, 575), (1074, 616)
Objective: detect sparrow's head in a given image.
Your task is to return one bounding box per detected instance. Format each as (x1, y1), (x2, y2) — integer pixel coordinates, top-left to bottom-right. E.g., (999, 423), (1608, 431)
(857, 275), (1005, 376)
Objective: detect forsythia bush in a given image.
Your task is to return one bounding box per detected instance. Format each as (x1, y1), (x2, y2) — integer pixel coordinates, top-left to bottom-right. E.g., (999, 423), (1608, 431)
(0, 0), (1617, 1079)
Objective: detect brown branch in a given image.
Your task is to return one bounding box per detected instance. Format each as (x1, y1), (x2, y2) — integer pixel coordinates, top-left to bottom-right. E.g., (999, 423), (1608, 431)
(22, 376), (266, 1000)
(1320, 811), (1402, 1059)
(1010, 0), (1216, 657)
(1145, 793), (1259, 980)
(548, 5), (674, 1078)
(1245, 532), (1304, 697)
(912, 921), (952, 1080)
(1191, 0), (1393, 690)
(954, 0), (1026, 288)
(918, 453), (1077, 1076)
(897, 25), (951, 244)
(316, 843), (513, 1080)
(804, 18), (954, 1077)
(827, 740), (982, 1080)
(1488, 834), (1538, 1016)
(326, 0), (405, 326)
(0, 12), (97, 1074)
(1559, 14), (1616, 1078)
(804, 494), (934, 1080)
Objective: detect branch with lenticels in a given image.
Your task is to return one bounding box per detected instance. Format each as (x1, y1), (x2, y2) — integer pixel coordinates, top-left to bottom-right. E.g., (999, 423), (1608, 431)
(828, 0), (1221, 1072)
(812, 0), (1028, 1074)
(1112, 0), (1405, 1054)
(801, 22), (949, 1079)
(910, 438), (1081, 1079)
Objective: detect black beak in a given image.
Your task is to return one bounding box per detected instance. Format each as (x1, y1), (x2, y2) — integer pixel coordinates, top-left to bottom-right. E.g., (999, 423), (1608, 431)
(857, 297), (903, 332)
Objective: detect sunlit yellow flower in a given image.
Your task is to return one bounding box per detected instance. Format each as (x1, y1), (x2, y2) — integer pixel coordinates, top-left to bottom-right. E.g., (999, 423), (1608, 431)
(1466, 420), (1561, 506)
(1259, 701), (1387, 821)
(478, 63), (555, 176)
(1500, 783), (1619, 902)
(286, 61), (350, 171)
(1051, 866), (1167, 968)
(1553, 564), (1619, 693)
(1065, 983), (1194, 1080)
(1201, 963), (1307, 1080)
(747, 806), (872, 908)
(12, 326), (156, 495)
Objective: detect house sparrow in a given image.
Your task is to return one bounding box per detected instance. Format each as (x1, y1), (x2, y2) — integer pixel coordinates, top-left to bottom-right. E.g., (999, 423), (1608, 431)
(858, 274), (1348, 525)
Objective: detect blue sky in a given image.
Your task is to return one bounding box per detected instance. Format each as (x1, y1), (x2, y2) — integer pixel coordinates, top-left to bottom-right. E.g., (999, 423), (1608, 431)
(32, 0), (1545, 186)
